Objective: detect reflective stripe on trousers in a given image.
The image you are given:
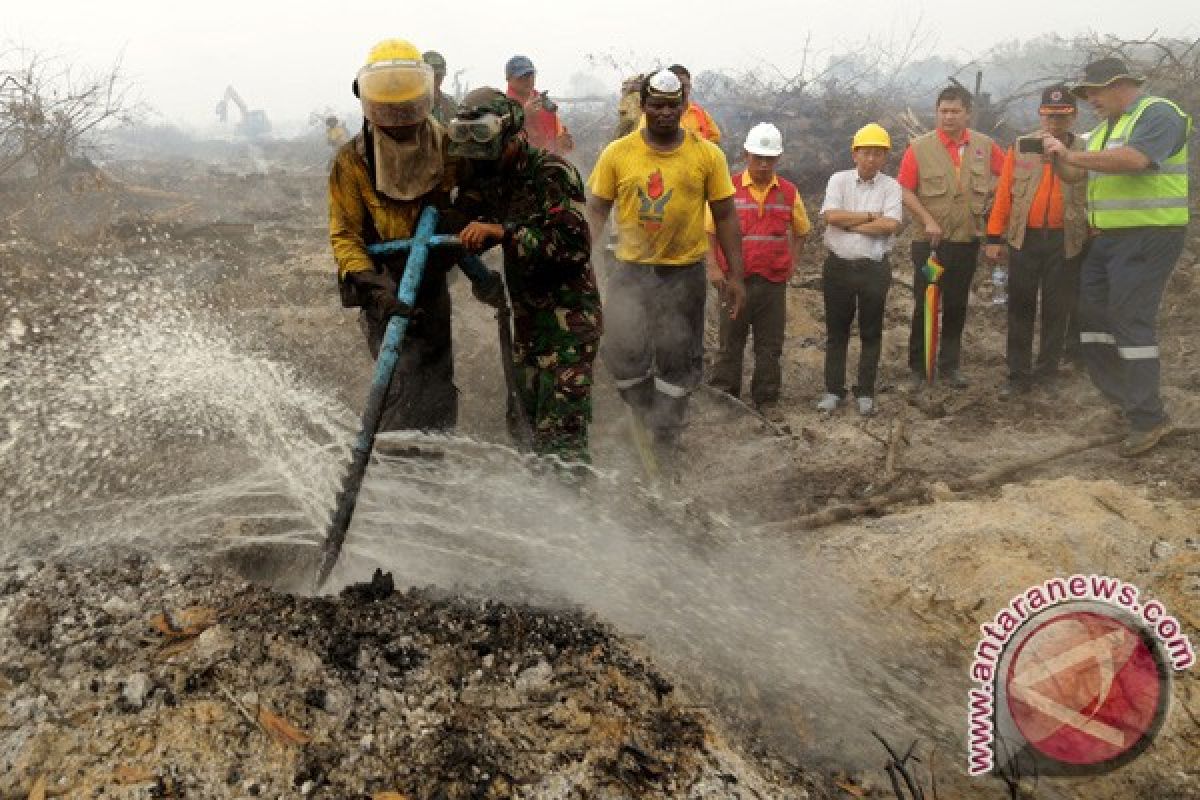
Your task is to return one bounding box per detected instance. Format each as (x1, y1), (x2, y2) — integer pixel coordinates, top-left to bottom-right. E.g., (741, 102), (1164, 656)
(1078, 228), (1184, 429)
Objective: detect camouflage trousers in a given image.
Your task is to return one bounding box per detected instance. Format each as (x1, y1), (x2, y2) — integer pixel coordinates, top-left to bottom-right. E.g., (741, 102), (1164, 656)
(510, 304), (598, 463)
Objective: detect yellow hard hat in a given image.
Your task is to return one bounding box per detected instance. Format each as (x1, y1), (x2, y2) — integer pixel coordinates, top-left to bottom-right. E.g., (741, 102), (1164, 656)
(357, 39), (433, 126)
(851, 122), (892, 151)
(366, 39), (422, 65)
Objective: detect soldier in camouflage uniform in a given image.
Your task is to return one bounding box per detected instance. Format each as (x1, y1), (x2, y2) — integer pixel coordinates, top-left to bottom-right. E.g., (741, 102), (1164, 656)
(449, 88), (602, 462)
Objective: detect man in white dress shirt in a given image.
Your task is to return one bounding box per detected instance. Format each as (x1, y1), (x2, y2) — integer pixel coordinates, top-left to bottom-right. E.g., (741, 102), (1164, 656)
(816, 123), (904, 416)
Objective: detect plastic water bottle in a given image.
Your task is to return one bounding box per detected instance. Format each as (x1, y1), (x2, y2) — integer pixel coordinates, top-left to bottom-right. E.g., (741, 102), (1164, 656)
(992, 265), (1008, 306)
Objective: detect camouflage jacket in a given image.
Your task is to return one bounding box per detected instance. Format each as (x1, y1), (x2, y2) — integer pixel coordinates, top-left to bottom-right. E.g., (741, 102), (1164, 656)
(455, 142), (601, 339)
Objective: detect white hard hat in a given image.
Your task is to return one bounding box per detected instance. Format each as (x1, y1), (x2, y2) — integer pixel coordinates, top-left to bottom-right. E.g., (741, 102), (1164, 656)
(744, 122), (783, 156)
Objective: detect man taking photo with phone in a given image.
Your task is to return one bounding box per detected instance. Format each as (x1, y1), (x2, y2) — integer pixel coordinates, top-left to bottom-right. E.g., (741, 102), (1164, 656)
(1043, 58), (1191, 457)
(985, 85), (1088, 398)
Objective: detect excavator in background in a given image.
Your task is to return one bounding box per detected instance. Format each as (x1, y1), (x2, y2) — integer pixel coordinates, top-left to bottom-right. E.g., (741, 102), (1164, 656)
(215, 86), (271, 139)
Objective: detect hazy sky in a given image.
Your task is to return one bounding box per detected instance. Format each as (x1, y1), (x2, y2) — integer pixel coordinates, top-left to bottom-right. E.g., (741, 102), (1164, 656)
(6, 0), (1196, 130)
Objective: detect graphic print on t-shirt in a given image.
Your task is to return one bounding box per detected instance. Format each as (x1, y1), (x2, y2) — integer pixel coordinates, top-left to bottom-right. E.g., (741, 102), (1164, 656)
(637, 169), (673, 232)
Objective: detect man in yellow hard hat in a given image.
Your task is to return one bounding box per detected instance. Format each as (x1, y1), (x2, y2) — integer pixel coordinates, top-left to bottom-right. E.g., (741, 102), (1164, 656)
(816, 123), (903, 416)
(329, 38), (461, 432)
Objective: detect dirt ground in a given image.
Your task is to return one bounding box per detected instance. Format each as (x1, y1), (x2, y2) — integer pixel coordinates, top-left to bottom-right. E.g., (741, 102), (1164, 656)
(2, 153), (1197, 799)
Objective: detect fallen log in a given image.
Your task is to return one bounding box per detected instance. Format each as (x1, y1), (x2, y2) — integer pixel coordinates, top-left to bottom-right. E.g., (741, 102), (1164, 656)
(771, 426), (1198, 532)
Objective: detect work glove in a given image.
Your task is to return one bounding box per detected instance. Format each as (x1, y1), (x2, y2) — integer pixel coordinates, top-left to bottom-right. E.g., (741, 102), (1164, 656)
(471, 269), (507, 309)
(347, 270), (412, 320)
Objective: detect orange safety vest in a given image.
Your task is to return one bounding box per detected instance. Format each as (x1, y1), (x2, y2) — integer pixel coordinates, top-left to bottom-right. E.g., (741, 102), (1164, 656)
(685, 103), (715, 142)
(716, 172), (796, 282)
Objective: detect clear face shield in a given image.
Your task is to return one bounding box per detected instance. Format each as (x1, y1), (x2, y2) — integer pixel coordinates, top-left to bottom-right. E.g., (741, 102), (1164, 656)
(446, 110), (512, 160)
(357, 59), (434, 128)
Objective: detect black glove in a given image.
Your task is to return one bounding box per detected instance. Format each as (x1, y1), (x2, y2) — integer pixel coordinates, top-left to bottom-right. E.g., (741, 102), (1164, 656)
(347, 271), (412, 319)
(471, 269), (507, 309)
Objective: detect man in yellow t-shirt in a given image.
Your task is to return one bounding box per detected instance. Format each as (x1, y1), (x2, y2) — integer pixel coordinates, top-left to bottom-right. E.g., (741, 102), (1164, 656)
(586, 69), (745, 452)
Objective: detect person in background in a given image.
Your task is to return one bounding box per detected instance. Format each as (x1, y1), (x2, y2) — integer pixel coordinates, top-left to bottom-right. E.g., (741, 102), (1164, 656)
(898, 85), (1004, 390)
(984, 85), (1087, 398)
(1044, 57), (1191, 456)
(325, 115), (350, 150)
(586, 70), (745, 455)
(816, 123), (903, 417)
(422, 50), (456, 124)
(450, 88), (602, 463)
(505, 54), (573, 156)
(706, 122), (810, 419)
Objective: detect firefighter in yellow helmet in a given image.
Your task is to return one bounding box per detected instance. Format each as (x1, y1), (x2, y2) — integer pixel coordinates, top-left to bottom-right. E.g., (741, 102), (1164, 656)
(328, 38), (463, 432)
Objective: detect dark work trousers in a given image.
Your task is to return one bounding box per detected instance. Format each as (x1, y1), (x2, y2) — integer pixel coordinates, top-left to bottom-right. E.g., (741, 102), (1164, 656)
(709, 276), (788, 405)
(1005, 229), (1078, 383)
(908, 240), (980, 376)
(601, 260), (706, 438)
(359, 270), (458, 433)
(1079, 227), (1185, 431)
(821, 254), (892, 398)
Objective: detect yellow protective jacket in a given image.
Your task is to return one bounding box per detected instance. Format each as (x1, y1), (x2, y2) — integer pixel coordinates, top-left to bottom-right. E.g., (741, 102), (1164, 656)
(328, 129), (458, 298)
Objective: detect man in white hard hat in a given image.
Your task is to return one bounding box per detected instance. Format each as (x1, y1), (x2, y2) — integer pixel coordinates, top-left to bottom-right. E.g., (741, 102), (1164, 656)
(587, 69), (745, 455)
(706, 122), (810, 416)
(816, 123), (903, 416)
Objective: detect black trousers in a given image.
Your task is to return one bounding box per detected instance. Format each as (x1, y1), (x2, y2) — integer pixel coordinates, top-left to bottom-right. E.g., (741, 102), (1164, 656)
(359, 270), (458, 433)
(1079, 227), (1184, 430)
(1005, 229), (1079, 383)
(710, 276), (788, 405)
(822, 254), (892, 397)
(908, 240), (979, 375)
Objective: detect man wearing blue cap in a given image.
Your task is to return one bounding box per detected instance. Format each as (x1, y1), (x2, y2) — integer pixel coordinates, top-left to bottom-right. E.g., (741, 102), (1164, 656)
(505, 55), (572, 156)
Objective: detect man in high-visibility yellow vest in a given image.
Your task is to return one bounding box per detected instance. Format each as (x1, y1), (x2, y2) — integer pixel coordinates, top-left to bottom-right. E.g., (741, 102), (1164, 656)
(1044, 58), (1191, 457)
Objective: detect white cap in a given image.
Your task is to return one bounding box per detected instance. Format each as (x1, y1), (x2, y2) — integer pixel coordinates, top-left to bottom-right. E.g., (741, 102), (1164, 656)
(744, 122), (783, 157)
(646, 69), (683, 96)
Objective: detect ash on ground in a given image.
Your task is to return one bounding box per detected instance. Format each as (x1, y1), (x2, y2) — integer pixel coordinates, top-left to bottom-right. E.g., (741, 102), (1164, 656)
(0, 558), (824, 799)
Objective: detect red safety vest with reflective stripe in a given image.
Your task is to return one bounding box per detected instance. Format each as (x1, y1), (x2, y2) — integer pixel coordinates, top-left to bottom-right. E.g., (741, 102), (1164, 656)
(716, 172), (796, 282)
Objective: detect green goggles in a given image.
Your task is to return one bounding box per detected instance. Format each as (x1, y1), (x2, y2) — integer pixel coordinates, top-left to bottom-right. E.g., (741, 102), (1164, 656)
(447, 112), (510, 144)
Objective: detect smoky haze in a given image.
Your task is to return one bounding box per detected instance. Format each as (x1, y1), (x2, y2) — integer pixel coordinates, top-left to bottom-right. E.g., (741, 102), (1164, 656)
(5, 0), (1197, 130)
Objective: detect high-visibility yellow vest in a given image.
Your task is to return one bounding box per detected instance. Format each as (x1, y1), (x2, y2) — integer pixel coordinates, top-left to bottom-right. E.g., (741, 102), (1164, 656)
(1086, 95), (1191, 229)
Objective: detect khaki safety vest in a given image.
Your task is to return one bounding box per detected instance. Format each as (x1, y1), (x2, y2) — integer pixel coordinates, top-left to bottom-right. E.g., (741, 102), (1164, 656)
(912, 129), (995, 242)
(1004, 130), (1088, 258)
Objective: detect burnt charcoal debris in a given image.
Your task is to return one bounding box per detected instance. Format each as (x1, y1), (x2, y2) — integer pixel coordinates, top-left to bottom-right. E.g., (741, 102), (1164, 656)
(0, 560), (817, 799)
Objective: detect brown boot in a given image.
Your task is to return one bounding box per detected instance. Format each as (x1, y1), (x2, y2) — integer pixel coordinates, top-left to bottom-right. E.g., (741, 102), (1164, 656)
(1118, 420), (1172, 457)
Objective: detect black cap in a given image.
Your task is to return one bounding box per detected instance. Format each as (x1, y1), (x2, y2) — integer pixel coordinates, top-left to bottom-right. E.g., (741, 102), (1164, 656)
(1039, 84), (1077, 114)
(1070, 57), (1145, 97)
